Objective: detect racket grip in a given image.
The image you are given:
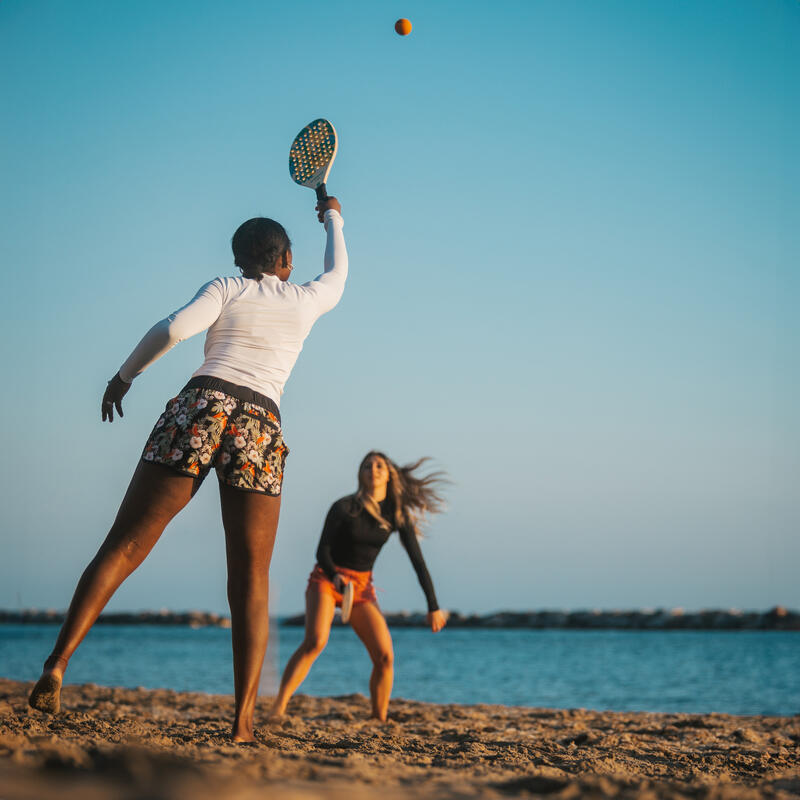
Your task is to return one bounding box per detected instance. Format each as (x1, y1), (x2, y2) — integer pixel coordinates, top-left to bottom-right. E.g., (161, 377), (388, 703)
(315, 184), (328, 202)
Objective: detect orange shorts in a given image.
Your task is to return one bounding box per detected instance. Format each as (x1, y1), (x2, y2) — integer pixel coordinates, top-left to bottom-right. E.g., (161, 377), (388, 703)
(307, 564), (378, 608)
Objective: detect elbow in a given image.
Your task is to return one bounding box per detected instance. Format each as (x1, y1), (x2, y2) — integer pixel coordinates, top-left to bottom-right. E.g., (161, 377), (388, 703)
(329, 282), (346, 308)
(323, 258), (348, 279)
(316, 283), (347, 315)
(161, 315), (190, 345)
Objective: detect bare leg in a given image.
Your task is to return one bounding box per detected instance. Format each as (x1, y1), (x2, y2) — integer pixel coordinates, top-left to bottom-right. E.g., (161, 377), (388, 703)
(218, 482), (281, 742)
(269, 585), (336, 718)
(348, 602), (394, 722)
(29, 462), (201, 713)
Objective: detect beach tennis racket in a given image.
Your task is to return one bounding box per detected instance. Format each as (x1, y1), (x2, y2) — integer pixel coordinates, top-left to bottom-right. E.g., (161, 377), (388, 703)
(341, 580), (355, 624)
(289, 118), (338, 203)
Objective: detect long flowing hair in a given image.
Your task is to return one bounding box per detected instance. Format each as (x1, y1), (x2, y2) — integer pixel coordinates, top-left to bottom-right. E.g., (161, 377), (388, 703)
(350, 451), (448, 537)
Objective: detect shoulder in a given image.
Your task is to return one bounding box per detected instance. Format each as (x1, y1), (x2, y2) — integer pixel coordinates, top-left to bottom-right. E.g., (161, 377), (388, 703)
(281, 280), (311, 300)
(294, 278), (333, 301)
(323, 496), (357, 528)
(199, 275), (239, 289)
(206, 275), (256, 305)
(330, 495), (357, 515)
(193, 275), (242, 298)
(213, 275), (248, 293)
(325, 495), (363, 524)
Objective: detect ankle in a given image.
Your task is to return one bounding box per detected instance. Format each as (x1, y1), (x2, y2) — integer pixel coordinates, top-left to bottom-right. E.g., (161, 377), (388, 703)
(43, 654), (68, 675)
(232, 721), (255, 741)
(270, 698), (286, 715)
(233, 711), (253, 728)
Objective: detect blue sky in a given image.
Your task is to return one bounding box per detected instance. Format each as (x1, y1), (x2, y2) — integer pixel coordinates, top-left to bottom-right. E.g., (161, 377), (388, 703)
(1, 0), (797, 616)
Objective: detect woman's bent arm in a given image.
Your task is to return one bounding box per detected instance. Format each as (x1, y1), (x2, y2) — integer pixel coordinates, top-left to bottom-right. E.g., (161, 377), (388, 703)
(302, 209), (348, 313)
(316, 501), (345, 580)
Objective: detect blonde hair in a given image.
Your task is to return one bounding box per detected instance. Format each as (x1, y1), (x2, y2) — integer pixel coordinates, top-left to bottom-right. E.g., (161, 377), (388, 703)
(350, 451), (448, 537)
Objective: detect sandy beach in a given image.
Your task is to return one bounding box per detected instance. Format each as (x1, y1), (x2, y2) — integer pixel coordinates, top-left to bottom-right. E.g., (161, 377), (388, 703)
(1, 678), (798, 799)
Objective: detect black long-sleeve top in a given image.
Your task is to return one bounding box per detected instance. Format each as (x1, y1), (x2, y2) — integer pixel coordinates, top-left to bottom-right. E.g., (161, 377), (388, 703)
(316, 495), (439, 612)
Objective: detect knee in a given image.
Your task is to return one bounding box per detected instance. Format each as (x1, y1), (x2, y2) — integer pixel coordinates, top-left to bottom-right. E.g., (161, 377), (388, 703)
(226, 544), (272, 584)
(99, 536), (145, 569)
(374, 650), (393, 670)
(227, 562), (268, 591)
(119, 537), (146, 564)
(302, 634), (328, 657)
(304, 633), (328, 655)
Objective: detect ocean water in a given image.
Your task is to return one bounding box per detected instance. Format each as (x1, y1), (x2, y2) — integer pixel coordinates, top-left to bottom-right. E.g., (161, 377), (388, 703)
(2, 624), (798, 716)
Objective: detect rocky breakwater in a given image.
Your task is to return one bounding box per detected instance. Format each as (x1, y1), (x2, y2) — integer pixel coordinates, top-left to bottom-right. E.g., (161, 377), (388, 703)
(5, 606), (798, 630)
(0, 609), (231, 628)
(282, 606), (800, 630)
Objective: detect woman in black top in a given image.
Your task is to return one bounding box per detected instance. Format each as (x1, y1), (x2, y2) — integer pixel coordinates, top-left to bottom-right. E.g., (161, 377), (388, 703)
(270, 451), (447, 721)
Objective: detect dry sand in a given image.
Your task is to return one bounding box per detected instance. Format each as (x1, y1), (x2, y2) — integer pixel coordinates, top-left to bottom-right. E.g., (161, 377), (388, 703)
(1, 678), (798, 799)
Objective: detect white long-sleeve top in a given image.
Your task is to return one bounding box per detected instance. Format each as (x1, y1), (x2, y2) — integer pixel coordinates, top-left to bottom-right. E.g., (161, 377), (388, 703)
(118, 209), (347, 407)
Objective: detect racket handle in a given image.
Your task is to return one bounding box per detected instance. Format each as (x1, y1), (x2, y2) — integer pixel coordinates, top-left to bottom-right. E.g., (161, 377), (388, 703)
(315, 183), (328, 202)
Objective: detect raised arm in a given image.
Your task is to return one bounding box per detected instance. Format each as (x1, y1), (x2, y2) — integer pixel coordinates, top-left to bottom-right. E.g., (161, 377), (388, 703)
(301, 197), (348, 314)
(101, 279), (225, 421)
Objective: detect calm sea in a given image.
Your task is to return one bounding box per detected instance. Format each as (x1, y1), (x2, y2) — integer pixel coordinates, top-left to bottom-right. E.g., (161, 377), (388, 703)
(2, 624), (798, 716)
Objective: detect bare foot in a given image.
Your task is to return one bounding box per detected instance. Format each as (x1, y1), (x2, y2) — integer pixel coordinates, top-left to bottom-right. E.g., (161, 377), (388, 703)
(29, 656), (68, 714)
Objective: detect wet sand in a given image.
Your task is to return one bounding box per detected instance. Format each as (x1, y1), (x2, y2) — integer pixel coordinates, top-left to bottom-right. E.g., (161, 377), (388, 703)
(1, 678), (798, 799)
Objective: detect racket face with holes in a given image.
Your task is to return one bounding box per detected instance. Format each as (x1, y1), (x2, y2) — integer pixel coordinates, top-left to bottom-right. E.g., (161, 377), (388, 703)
(289, 119), (338, 191)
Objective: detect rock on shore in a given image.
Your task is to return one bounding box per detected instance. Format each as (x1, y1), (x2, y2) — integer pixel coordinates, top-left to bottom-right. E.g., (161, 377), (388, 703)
(3, 606), (798, 630)
(0, 609), (231, 628)
(285, 606), (800, 631)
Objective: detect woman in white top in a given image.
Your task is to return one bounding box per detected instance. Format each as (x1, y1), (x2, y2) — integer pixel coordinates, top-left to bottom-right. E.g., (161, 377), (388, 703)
(29, 198), (347, 742)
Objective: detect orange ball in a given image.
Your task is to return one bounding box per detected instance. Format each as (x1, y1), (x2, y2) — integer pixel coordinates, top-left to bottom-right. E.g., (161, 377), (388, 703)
(394, 18), (412, 36)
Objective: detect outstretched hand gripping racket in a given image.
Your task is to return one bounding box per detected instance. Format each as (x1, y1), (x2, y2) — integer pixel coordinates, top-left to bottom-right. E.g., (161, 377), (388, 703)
(289, 118), (338, 203)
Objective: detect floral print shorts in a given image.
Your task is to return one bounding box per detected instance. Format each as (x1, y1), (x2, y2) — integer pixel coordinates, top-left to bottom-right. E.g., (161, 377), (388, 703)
(142, 385), (289, 495)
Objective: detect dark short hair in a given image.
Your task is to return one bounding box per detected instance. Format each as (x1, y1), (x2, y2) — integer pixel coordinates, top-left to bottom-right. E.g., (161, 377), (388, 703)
(231, 218), (291, 281)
